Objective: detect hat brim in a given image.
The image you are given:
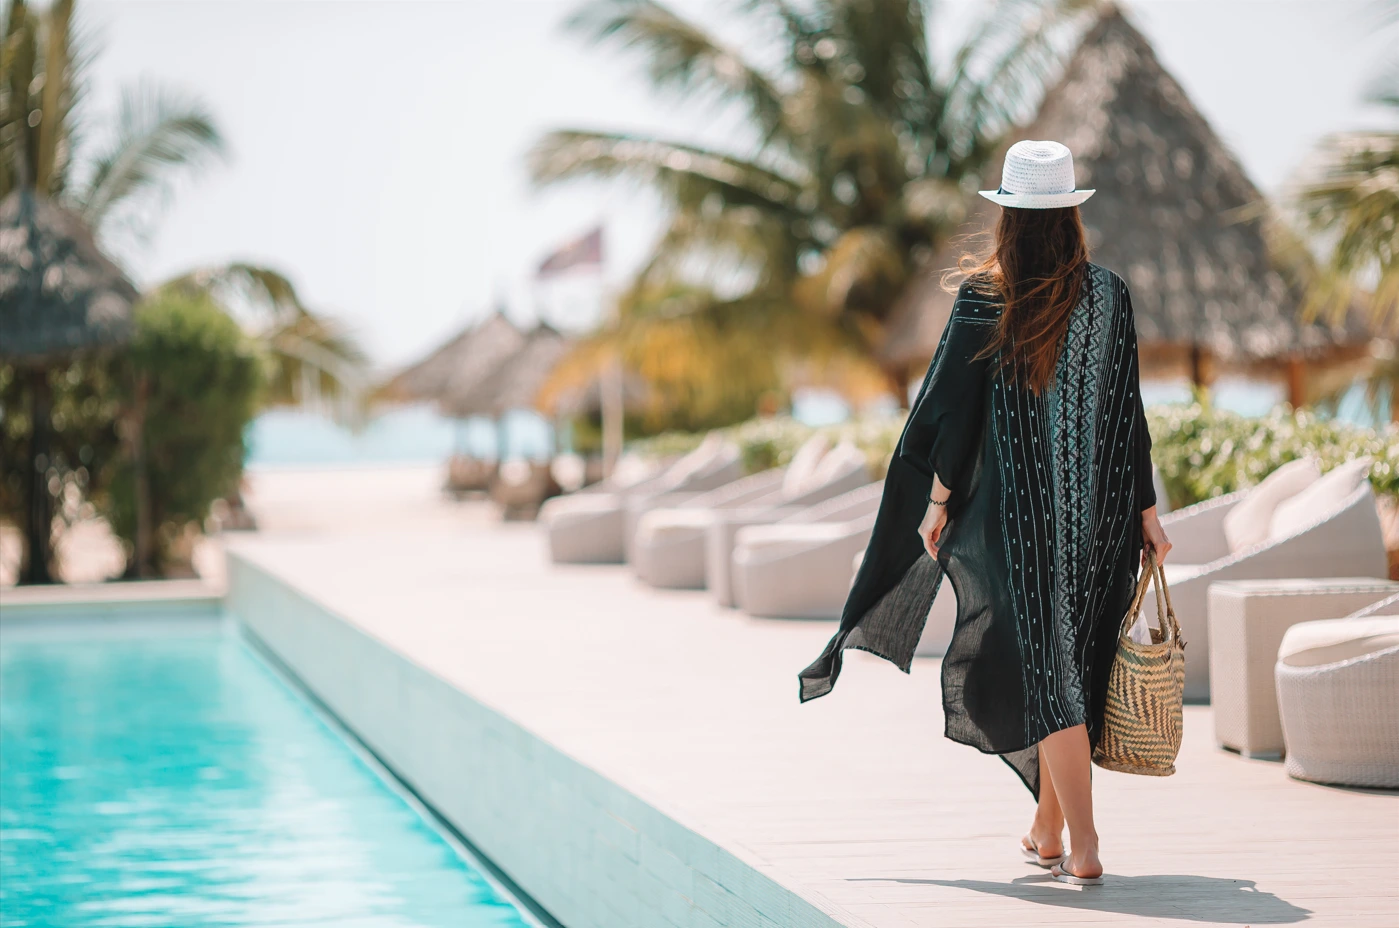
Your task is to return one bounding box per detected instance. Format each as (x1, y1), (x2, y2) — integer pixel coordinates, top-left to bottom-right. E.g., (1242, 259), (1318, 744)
(977, 189), (1095, 208)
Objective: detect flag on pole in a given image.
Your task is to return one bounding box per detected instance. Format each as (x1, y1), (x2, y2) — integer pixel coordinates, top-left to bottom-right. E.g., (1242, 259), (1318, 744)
(536, 226), (604, 278)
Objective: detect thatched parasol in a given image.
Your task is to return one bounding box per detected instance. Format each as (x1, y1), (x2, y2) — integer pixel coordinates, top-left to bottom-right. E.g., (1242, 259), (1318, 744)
(879, 5), (1374, 406)
(377, 311), (528, 411)
(440, 323), (573, 420)
(0, 188), (139, 584)
(0, 188), (138, 362)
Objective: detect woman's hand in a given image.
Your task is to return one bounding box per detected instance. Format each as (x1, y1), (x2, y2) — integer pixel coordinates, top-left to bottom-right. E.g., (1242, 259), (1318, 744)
(919, 500), (948, 559)
(1141, 506), (1172, 565)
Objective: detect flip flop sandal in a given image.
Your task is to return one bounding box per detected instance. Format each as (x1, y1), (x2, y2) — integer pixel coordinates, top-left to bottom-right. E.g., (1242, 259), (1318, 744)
(1050, 861), (1104, 886)
(1020, 838), (1065, 868)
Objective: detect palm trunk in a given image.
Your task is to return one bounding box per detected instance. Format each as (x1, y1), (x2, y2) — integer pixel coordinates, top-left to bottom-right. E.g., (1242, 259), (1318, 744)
(126, 374), (154, 578)
(20, 369), (55, 585)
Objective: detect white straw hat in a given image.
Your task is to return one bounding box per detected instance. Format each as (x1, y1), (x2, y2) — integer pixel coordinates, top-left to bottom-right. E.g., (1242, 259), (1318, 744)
(979, 139), (1094, 209)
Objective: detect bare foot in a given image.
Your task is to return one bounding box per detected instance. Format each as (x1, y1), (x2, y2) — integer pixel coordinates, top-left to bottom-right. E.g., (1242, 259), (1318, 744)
(1059, 846), (1103, 880)
(1022, 828), (1064, 861)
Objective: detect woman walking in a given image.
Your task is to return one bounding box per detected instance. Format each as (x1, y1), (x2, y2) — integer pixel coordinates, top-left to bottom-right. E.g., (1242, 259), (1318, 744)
(799, 140), (1172, 886)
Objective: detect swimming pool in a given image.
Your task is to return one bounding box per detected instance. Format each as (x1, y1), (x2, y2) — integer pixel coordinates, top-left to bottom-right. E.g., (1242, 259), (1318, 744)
(0, 621), (540, 927)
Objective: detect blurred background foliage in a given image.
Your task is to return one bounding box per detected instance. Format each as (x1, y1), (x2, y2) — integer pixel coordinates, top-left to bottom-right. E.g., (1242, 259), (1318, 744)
(533, 0), (1098, 432)
(2, 0), (369, 578)
(99, 292), (265, 576)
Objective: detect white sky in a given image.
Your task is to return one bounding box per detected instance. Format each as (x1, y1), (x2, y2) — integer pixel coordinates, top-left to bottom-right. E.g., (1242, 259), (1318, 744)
(83, 0), (1394, 369)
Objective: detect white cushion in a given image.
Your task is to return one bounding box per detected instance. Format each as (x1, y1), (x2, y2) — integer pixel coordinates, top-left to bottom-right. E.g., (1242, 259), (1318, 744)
(781, 435), (831, 497)
(1279, 617), (1399, 667)
(1268, 457), (1372, 541)
(1222, 457), (1320, 553)
(801, 441), (866, 493)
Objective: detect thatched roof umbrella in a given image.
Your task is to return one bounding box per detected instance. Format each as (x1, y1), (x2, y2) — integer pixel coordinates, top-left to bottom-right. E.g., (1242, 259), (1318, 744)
(879, 5), (1374, 406)
(0, 189), (139, 583)
(436, 323), (573, 459)
(442, 323), (573, 419)
(377, 310), (528, 410)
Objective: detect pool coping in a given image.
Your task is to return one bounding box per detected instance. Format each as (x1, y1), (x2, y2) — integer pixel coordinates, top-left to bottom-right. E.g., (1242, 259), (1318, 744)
(0, 579), (223, 622)
(225, 549), (859, 928)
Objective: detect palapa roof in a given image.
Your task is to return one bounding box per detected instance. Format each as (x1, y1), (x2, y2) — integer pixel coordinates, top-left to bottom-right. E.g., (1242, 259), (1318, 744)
(378, 313), (575, 418)
(378, 311), (527, 411)
(0, 189), (139, 365)
(879, 5), (1371, 373)
(440, 323), (573, 419)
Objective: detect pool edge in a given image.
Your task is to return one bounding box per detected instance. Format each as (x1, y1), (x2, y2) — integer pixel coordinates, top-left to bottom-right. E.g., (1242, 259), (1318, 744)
(224, 549), (863, 928)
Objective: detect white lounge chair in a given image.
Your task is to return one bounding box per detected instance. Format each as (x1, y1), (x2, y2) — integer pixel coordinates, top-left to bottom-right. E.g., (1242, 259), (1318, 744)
(635, 439), (871, 591)
(1160, 458), (1386, 701)
(730, 482), (885, 619)
(541, 435), (743, 564)
(1276, 599), (1399, 788)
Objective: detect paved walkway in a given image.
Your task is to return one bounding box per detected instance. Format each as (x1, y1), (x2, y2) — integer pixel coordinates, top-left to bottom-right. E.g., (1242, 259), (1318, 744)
(229, 518), (1398, 928)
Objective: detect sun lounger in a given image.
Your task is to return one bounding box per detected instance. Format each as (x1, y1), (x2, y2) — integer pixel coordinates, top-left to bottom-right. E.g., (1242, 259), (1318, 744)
(1159, 458), (1386, 700)
(634, 439), (870, 591)
(729, 482), (885, 618)
(541, 435), (742, 564)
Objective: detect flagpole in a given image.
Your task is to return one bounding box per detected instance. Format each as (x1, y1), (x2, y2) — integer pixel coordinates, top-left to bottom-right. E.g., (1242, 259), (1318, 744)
(597, 219), (623, 480)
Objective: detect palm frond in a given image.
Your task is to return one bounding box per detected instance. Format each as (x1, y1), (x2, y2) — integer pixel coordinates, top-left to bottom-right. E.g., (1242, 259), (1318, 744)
(820, 0), (938, 131)
(160, 262), (316, 325)
(74, 79), (225, 235)
(260, 313), (373, 423)
(934, 0), (1094, 172)
(156, 262), (372, 423)
(529, 129), (805, 214)
(1292, 129), (1399, 324)
(566, 0), (789, 141)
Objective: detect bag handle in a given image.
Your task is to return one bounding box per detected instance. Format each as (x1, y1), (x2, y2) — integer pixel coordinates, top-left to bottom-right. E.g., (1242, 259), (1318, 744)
(1121, 551), (1184, 647)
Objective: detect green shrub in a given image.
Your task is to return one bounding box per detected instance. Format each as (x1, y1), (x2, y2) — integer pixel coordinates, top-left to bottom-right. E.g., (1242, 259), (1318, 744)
(103, 293), (265, 575)
(1147, 402), (1399, 509)
(629, 414), (906, 479)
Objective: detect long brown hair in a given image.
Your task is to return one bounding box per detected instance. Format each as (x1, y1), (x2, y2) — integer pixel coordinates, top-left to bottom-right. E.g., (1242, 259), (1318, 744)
(949, 206), (1090, 395)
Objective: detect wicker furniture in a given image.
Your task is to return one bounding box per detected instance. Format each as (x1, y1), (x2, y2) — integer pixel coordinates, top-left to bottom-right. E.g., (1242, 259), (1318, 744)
(1158, 481), (1387, 701)
(1276, 608), (1399, 788)
(1208, 579), (1398, 758)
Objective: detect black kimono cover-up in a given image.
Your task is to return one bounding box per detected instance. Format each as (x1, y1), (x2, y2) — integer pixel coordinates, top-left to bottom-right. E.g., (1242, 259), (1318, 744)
(799, 263), (1156, 797)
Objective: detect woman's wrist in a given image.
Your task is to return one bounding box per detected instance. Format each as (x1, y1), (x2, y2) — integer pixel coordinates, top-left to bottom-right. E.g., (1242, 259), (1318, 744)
(928, 494), (950, 507)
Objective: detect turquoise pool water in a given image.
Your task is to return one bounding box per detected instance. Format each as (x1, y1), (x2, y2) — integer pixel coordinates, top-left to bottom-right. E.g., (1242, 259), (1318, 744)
(0, 624), (538, 927)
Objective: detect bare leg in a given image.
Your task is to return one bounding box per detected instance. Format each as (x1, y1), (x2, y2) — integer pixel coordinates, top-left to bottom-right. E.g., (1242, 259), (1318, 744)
(1037, 724), (1102, 878)
(1023, 751), (1065, 858)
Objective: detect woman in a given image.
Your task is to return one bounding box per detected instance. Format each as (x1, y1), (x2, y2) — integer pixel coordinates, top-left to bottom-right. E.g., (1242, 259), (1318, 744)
(798, 140), (1172, 886)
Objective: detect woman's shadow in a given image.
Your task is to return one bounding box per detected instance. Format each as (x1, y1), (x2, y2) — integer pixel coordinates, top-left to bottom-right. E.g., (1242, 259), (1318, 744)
(851, 872), (1311, 923)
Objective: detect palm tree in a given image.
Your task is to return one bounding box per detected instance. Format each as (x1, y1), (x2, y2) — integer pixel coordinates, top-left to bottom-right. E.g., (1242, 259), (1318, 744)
(2, 0), (368, 579)
(531, 0), (1095, 422)
(2, 0), (367, 407)
(1288, 5), (1398, 419)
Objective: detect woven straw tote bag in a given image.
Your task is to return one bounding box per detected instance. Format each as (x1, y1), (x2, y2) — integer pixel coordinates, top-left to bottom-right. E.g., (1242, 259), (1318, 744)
(1092, 552), (1186, 776)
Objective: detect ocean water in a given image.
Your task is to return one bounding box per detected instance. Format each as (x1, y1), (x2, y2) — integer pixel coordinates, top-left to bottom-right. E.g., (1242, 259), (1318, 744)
(0, 623), (539, 928)
(245, 380), (1377, 469)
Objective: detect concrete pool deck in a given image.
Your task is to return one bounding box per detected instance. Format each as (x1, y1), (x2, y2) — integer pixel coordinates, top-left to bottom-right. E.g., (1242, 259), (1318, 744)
(224, 518), (1398, 928)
